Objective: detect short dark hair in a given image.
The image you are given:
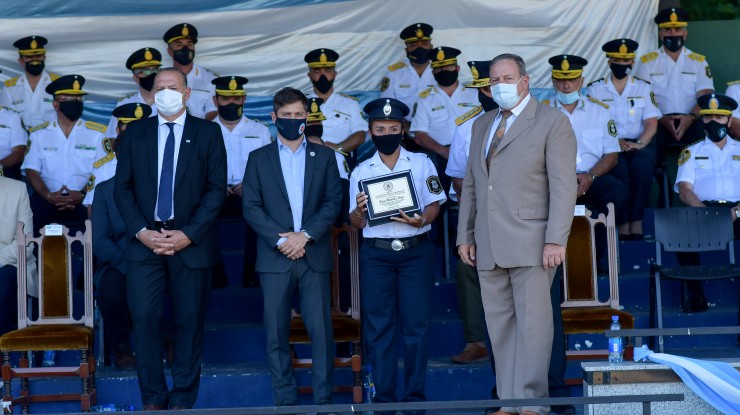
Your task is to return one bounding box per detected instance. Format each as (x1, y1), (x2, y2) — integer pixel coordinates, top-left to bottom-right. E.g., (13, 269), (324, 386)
(273, 87), (309, 113)
(156, 67), (188, 87)
(490, 54), (527, 78)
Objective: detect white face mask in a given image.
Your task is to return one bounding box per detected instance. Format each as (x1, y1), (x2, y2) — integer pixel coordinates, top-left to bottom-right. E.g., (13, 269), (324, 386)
(491, 76), (524, 109)
(155, 89), (185, 116)
(556, 90), (580, 105)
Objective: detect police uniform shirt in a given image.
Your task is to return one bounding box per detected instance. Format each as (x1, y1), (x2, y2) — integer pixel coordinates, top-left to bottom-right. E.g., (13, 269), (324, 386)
(105, 92), (158, 137)
(410, 84), (479, 146)
(379, 58), (436, 121)
(0, 71), (57, 128)
(549, 96), (620, 172)
(334, 150), (350, 180)
(214, 115), (272, 185)
(587, 75), (662, 139)
(185, 64), (218, 118)
(726, 82), (740, 120)
(349, 147), (447, 239)
(21, 119), (107, 192)
(635, 47), (714, 115)
(82, 155), (117, 206)
(0, 108), (28, 160)
(307, 92), (366, 146)
(674, 138), (740, 201)
(446, 106), (483, 201)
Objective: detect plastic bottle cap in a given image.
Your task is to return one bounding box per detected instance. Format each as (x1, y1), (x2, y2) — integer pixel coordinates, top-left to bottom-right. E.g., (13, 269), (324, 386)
(612, 316), (618, 320)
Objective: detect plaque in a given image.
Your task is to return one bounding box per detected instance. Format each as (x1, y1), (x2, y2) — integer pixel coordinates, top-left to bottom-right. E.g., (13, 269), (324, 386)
(359, 170), (421, 226)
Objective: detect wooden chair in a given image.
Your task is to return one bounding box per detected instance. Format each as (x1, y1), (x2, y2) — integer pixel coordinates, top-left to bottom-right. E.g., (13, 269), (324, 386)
(289, 224), (362, 403)
(0, 221), (95, 413)
(561, 203), (634, 364)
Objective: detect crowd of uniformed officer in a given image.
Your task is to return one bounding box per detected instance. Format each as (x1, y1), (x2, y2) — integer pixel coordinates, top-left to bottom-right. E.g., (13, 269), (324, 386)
(1, 6), (739, 412)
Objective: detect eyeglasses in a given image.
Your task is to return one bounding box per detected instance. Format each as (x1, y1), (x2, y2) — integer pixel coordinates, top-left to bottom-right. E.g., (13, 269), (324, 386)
(133, 68), (160, 76)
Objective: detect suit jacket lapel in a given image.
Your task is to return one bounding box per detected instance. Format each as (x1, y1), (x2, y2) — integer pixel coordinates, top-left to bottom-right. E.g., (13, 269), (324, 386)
(146, 117), (159, 186)
(494, 98), (537, 155)
(269, 141), (290, 202)
(479, 110), (498, 171)
(174, 115), (196, 192)
(303, 142), (316, 204)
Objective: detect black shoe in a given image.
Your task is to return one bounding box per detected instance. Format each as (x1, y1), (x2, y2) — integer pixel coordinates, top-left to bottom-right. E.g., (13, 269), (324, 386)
(683, 294), (709, 313)
(551, 404), (577, 414)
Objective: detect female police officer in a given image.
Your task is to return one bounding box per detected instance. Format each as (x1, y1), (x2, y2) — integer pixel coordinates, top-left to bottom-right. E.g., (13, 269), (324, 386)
(349, 98), (446, 409)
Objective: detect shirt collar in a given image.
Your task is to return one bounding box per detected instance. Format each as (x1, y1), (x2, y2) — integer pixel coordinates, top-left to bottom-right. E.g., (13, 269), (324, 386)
(277, 136), (307, 153)
(506, 92), (531, 118)
(158, 111), (187, 127)
(369, 146), (411, 168)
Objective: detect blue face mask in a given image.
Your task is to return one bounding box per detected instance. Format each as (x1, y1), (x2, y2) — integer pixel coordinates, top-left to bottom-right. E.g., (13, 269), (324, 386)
(556, 90), (580, 105)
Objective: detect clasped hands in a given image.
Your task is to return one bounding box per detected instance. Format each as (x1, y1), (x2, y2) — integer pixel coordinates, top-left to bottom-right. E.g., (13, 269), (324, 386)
(48, 185), (83, 211)
(277, 232), (309, 260)
(138, 229), (192, 256)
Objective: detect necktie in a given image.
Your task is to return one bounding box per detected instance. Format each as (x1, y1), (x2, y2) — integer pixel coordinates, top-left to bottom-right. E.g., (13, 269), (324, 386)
(157, 122), (175, 221)
(486, 110), (512, 169)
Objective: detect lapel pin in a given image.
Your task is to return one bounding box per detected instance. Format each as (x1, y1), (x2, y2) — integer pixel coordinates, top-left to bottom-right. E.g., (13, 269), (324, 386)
(310, 151), (315, 156)
(186, 140), (191, 143)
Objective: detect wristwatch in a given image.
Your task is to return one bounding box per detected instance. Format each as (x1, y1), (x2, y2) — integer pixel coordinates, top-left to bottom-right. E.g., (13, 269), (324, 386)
(733, 207), (740, 221)
(301, 229), (313, 241)
(588, 172), (598, 182)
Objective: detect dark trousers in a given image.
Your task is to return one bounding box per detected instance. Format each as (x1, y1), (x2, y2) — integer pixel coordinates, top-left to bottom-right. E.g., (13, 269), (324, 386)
(576, 174), (630, 226)
(126, 254), (211, 408)
(655, 117), (705, 164)
(29, 192), (87, 235)
(0, 265), (18, 336)
(610, 141), (658, 223)
(1, 166), (21, 181)
(361, 238), (434, 404)
(455, 261), (486, 343)
(260, 258), (334, 405)
(97, 267), (132, 353)
(490, 267), (569, 399)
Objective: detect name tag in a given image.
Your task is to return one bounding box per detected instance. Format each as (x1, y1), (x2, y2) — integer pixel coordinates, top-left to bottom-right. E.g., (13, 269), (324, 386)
(43, 98), (53, 102)
(43, 146), (57, 151)
(650, 72), (663, 76)
(431, 106), (445, 111)
(75, 145), (96, 151)
(694, 156), (708, 160)
(681, 72), (696, 75)
(458, 103), (477, 107)
(243, 135), (259, 139)
(602, 99), (614, 102)
(733, 155), (740, 161)
(0, 124), (8, 129)
(399, 84), (410, 88)
(12, 100), (23, 105)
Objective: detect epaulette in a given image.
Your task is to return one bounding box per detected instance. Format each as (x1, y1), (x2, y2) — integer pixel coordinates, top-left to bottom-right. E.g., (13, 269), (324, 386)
(334, 148), (348, 157)
(418, 86), (434, 98)
(49, 73), (60, 81)
(588, 96), (609, 109)
(640, 51), (658, 64)
(4, 77), (19, 87)
(455, 106), (482, 126)
(633, 76), (651, 84)
(727, 80), (740, 86)
(387, 61), (407, 72)
(687, 52), (705, 62)
(587, 78), (605, 88)
(28, 122), (49, 133)
(117, 92), (136, 102)
(85, 121), (107, 133)
(93, 153), (115, 169)
(339, 93), (359, 101)
(683, 139), (703, 150)
(0, 106), (19, 114)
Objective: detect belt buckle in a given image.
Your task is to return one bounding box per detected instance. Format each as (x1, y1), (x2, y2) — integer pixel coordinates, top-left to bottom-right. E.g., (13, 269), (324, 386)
(391, 239), (404, 251)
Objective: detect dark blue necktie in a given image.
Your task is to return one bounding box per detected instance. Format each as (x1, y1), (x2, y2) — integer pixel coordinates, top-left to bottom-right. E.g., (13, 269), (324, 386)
(157, 122), (175, 221)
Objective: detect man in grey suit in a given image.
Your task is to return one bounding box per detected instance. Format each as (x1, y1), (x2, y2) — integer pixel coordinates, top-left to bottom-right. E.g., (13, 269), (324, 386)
(242, 87), (342, 406)
(457, 54), (577, 415)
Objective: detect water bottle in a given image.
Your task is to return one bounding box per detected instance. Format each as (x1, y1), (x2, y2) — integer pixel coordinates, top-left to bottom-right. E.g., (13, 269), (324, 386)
(608, 315), (623, 363)
(363, 364), (376, 405)
(91, 403), (134, 412)
(42, 350), (56, 367)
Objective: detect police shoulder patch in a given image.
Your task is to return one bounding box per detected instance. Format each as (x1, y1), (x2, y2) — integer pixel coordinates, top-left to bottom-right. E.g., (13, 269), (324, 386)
(633, 76), (651, 85)
(85, 121), (107, 133)
(677, 148), (691, 166)
(640, 51), (658, 64)
(380, 77), (390, 92)
(589, 96), (609, 109)
(455, 106), (482, 126)
(687, 52), (705, 62)
(607, 120), (618, 137)
(49, 73), (61, 81)
(427, 175), (442, 195)
(705, 66), (712, 79)
(103, 137), (113, 154)
(418, 86), (434, 98)
(28, 122), (49, 133)
(4, 77), (19, 87)
(387, 61), (407, 72)
(93, 152), (115, 169)
(343, 159), (350, 174)
(86, 175), (95, 193)
(650, 91), (659, 107)
(587, 77), (604, 88)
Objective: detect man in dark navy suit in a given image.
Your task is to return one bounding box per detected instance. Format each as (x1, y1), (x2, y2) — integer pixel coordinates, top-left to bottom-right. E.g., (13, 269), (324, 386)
(242, 87), (342, 406)
(114, 68), (226, 410)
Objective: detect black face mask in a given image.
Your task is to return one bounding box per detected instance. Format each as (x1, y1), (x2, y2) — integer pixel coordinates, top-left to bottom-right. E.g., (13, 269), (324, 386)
(478, 90), (498, 112)
(312, 75), (334, 94)
(275, 117), (306, 141)
(172, 47), (195, 65)
(59, 100), (83, 121)
(371, 132), (403, 155)
(610, 63), (632, 80)
(704, 120), (728, 142)
(218, 103), (242, 121)
(407, 47), (430, 64)
(304, 124), (323, 139)
(139, 72), (157, 92)
(662, 36), (684, 53)
(25, 60), (45, 76)
(434, 69), (458, 87)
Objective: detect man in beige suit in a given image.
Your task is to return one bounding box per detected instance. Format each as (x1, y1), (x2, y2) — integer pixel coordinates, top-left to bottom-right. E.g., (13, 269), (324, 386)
(457, 54), (577, 415)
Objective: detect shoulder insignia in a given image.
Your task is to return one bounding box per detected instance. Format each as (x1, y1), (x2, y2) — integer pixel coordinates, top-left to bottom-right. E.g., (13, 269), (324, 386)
(93, 152), (115, 169)
(86, 175), (95, 193)
(28, 122), (49, 133)
(103, 137), (113, 154)
(387, 61), (407, 72)
(49, 73), (60, 81)
(588, 96), (609, 109)
(677, 148), (690, 166)
(727, 80), (740, 86)
(607, 120), (618, 137)
(455, 106), (482, 126)
(650, 91), (659, 107)
(687, 52), (705, 62)
(343, 159), (350, 174)
(419, 86), (434, 98)
(85, 121), (107, 133)
(587, 77), (604, 88)
(633, 76), (651, 84)
(640, 51), (658, 64)
(339, 93), (359, 101)
(380, 77), (390, 92)
(117, 92), (136, 102)
(706, 66), (712, 79)
(4, 77), (19, 87)
(334, 148), (348, 157)
(427, 175), (442, 195)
